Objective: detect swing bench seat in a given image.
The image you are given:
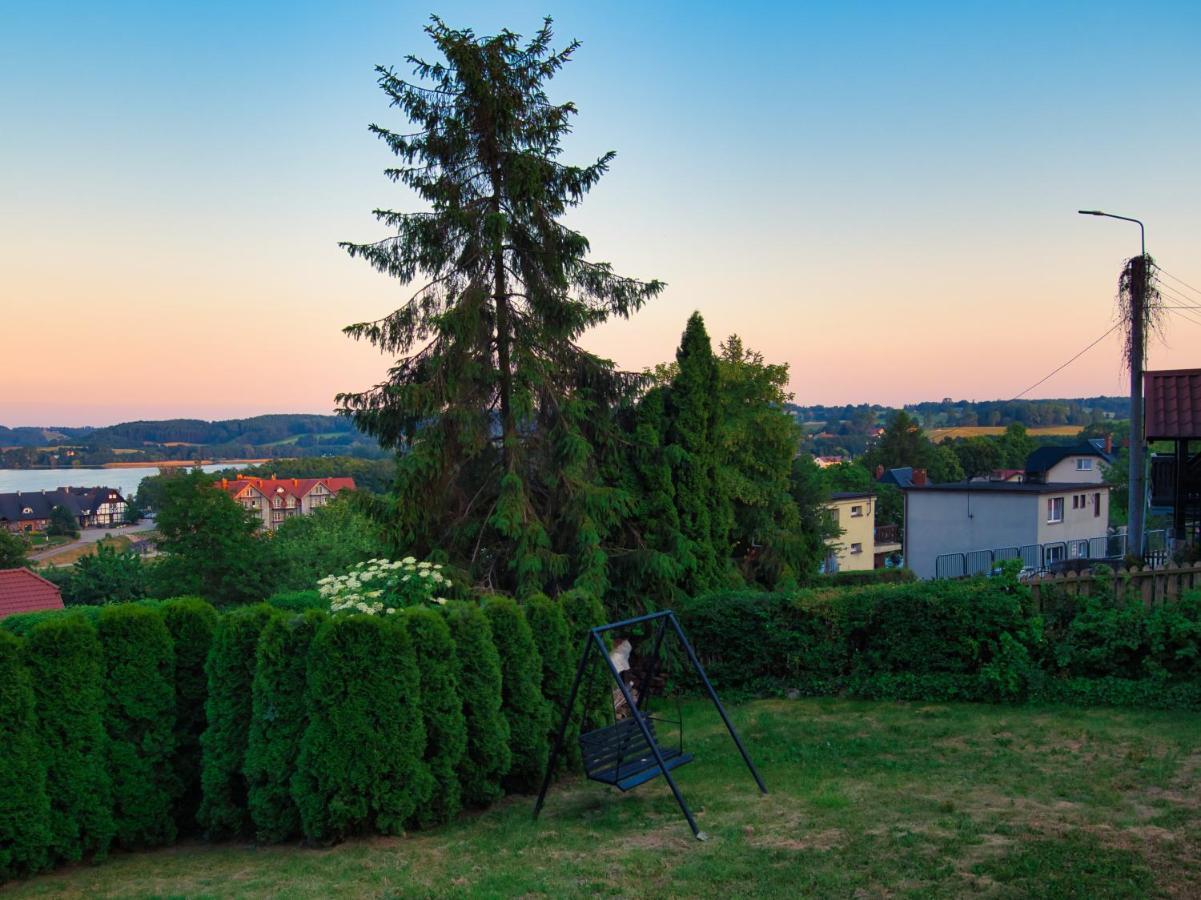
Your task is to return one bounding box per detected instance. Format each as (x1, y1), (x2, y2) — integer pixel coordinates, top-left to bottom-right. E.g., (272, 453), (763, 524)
(580, 715), (693, 792)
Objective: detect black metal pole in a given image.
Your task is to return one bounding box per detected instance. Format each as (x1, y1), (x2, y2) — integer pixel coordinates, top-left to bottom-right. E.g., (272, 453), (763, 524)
(667, 611), (768, 795)
(592, 630), (705, 840)
(533, 633), (593, 819)
(1175, 440), (1188, 543)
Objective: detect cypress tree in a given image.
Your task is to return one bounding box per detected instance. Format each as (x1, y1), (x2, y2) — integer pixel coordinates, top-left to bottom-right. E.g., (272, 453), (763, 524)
(199, 604), (276, 839)
(159, 596), (219, 833)
(245, 610), (325, 843)
(443, 601), (511, 807)
(294, 615), (431, 842)
(482, 596), (550, 793)
(337, 17), (661, 595)
(98, 604), (177, 849)
(0, 630), (51, 880)
(524, 593), (571, 769)
(22, 616), (114, 864)
(558, 589), (608, 768)
(404, 607), (468, 828)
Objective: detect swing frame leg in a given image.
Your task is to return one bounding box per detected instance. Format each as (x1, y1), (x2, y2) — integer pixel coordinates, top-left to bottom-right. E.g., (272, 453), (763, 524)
(533, 633), (592, 820)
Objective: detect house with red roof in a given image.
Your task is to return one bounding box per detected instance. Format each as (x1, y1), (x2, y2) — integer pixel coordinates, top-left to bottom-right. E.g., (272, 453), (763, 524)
(0, 567), (65, 619)
(218, 476), (356, 531)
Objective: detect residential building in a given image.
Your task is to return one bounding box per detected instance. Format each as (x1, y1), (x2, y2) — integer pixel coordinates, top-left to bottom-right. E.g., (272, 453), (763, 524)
(824, 491), (883, 572)
(901, 480), (1110, 579)
(219, 476), (356, 530)
(0, 486), (127, 533)
(0, 567), (65, 619)
(1024, 439), (1114, 485)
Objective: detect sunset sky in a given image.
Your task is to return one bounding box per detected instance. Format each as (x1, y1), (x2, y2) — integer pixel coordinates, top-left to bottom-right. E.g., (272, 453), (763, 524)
(3, 1), (1200, 427)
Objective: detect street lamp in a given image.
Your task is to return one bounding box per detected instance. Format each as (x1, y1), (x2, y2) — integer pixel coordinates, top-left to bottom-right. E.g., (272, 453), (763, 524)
(1078, 209), (1148, 559)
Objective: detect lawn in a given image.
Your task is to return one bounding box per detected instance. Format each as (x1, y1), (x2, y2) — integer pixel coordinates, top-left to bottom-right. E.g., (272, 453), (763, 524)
(9, 698), (1200, 898)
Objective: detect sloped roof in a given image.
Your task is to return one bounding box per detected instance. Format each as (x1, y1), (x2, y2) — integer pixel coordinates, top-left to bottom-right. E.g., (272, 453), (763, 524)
(1145, 368), (1201, 440)
(0, 567), (64, 619)
(878, 466), (914, 488)
(221, 477), (357, 502)
(1025, 443), (1113, 477)
(0, 487), (125, 525)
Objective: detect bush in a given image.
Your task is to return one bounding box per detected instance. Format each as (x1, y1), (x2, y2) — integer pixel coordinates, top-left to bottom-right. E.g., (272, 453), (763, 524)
(558, 589), (608, 768)
(21, 616), (114, 864)
(524, 594), (572, 768)
(810, 568), (916, 588)
(198, 604), (277, 839)
(159, 596), (219, 833)
(1053, 597), (1148, 679)
(0, 630), (51, 881)
(1144, 593), (1201, 679)
(265, 590), (325, 613)
(97, 604), (177, 849)
(404, 606), (467, 828)
(1, 606), (94, 637)
(483, 596), (550, 794)
(245, 609), (326, 843)
(293, 615), (431, 842)
(443, 602), (511, 807)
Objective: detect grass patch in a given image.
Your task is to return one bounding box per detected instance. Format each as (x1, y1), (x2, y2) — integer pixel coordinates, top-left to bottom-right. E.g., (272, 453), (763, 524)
(34, 535), (132, 568)
(8, 698), (1201, 897)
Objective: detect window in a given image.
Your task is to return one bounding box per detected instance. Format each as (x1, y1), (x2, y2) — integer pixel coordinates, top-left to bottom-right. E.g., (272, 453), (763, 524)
(1045, 544), (1066, 564)
(850, 542), (863, 554)
(851, 505), (863, 517)
(1047, 497), (1064, 523)
(1072, 495), (1079, 509)
(1094, 493), (1101, 517)
(1076, 458), (1093, 471)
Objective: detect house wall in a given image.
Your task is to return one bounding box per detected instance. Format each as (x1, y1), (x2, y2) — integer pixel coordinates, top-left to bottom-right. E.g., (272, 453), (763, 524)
(1045, 457), (1105, 484)
(1035, 487), (1109, 549)
(825, 497), (875, 572)
(904, 491), (1039, 579)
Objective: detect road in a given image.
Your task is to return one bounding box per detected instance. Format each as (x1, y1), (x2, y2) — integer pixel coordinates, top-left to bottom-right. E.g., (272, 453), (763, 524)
(29, 518), (159, 563)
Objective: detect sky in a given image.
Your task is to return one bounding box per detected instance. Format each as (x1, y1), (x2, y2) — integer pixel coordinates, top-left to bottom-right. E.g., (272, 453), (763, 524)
(2, 1), (1200, 427)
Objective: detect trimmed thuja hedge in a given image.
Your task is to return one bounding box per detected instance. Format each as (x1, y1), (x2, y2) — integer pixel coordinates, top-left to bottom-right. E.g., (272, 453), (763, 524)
(0, 630), (51, 881)
(674, 579), (1201, 708)
(485, 596), (551, 794)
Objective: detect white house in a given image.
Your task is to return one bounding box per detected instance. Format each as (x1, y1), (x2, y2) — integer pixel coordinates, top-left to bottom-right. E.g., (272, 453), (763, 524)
(1024, 440), (1114, 485)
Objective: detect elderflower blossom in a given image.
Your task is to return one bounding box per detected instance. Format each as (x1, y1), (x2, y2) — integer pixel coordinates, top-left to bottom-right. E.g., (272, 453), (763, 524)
(319, 556), (454, 615)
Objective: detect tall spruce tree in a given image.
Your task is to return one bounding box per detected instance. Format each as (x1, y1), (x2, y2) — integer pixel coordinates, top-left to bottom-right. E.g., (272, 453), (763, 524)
(338, 18), (661, 595)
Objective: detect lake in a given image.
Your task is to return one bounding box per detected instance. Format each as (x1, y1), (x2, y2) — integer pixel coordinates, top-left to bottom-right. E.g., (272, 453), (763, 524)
(0, 464), (246, 498)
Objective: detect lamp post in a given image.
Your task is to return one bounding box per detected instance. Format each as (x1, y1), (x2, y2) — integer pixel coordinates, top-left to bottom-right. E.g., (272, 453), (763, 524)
(1078, 209), (1147, 559)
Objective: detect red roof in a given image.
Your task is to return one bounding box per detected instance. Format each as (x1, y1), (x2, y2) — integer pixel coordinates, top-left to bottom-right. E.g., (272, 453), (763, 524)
(0, 568), (64, 619)
(220, 476), (357, 501)
(1145, 368), (1201, 440)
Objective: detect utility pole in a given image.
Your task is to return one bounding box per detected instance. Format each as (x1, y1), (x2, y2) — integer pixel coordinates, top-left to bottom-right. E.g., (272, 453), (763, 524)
(1078, 210), (1148, 559)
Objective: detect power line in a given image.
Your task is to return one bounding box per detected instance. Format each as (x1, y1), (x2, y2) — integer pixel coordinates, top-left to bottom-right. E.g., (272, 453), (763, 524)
(1155, 281), (1201, 307)
(1010, 323), (1122, 401)
(1166, 307), (1201, 329)
(1155, 265), (1201, 298)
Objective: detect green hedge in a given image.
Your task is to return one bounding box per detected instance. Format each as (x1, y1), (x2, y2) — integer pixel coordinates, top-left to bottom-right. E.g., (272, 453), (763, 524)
(809, 568), (916, 588)
(294, 615), (431, 842)
(159, 596), (219, 833)
(98, 604), (177, 849)
(483, 596), (550, 794)
(405, 606), (467, 828)
(199, 604), (277, 839)
(265, 590), (326, 612)
(245, 609), (325, 843)
(558, 588), (608, 769)
(0, 630), (51, 881)
(22, 616), (114, 865)
(444, 601), (511, 807)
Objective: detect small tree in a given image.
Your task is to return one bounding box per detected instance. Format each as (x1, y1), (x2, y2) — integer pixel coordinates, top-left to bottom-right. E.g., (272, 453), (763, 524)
(0, 529), (29, 569)
(483, 596), (550, 793)
(47, 504), (79, 538)
(64, 543), (148, 606)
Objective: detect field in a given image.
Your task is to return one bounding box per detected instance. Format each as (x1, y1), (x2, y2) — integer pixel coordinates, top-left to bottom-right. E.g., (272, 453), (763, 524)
(10, 697), (1200, 898)
(927, 425), (1084, 443)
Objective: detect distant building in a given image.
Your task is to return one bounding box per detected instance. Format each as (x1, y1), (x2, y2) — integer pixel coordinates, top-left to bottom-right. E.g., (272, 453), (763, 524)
(219, 476), (356, 531)
(813, 455), (847, 468)
(1024, 439), (1114, 485)
(0, 567), (64, 619)
(823, 492), (901, 572)
(0, 486), (127, 533)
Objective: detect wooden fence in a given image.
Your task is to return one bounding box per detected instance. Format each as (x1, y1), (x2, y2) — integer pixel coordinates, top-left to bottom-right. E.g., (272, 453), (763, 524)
(1027, 563), (1201, 611)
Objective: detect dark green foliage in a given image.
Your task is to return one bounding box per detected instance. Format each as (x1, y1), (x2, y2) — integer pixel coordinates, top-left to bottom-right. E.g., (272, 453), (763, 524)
(294, 615), (431, 842)
(198, 604), (276, 839)
(0, 630), (51, 880)
(558, 588), (609, 766)
(443, 602), (511, 807)
(245, 610), (325, 843)
(404, 607), (467, 828)
(1053, 597), (1147, 679)
(483, 597), (550, 793)
(524, 593), (571, 771)
(159, 596), (219, 832)
(1144, 593), (1201, 678)
(1, 607), (95, 637)
(48, 504), (79, 538)
(21, 616), (114, 864)
(267, 499), (385, 593)
(62, 544), (148, 606)
(338, 18), (661, 596)
(809, 568), (916, 588)
(266, 590), (325, 612)
(97, 604), (177, 849)
(0, 529), (29, 568)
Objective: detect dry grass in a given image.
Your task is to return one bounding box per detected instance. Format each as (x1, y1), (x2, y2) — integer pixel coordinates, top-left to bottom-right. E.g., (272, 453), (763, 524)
(927, 425), (1084, 443)
(33, 535), (133, 568)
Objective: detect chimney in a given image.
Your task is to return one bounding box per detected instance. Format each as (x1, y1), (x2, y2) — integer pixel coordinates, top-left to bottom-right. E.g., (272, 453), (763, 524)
(875, 464), (884, 480)
(293, 478), (298, 487)
(221, 478), (228, 489)
(1104, 434), (1113, 455)
(912, 468), (928, 487)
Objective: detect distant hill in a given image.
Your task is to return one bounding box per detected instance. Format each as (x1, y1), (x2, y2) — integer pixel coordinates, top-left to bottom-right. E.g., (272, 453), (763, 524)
(0, 414), (385, 467)
(787, 396), (1128, 429)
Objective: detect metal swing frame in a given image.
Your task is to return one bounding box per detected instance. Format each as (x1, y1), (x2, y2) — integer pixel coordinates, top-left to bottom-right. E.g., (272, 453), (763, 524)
(532, 610), (767, 840)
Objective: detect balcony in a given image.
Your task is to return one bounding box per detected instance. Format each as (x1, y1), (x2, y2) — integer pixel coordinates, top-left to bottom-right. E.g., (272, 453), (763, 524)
(874, 524), (901, 549)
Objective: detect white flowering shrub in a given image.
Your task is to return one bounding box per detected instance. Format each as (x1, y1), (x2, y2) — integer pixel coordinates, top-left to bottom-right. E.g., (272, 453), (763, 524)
(317, 557), (453, 615)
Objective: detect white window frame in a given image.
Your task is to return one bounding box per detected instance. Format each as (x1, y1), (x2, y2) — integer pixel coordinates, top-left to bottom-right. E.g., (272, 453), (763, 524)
(1047, 497), (1064, 524)
(851, 505), (863, 518)
(850, 542), (863, 555)
(1076, 458), (1093, 471)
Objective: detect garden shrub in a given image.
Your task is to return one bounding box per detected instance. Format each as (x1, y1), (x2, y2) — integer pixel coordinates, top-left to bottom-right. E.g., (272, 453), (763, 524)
(1144, 593), (1201, 679)
(558, 588), (608, 768)
(198, 603), (276, 839)
(2, 606), (97, 637)
(245, 609), (325, 843)
(525, 593), (571, 751)
(21, 616), (114, 864)
(404, 606), (467, 828)
(810, 568), (916, 588)
(0, 630), (51, 881)
(1053, 597), (1148, 680)
(159, 596), (219, 833)
(265, 590), (325, 613)
(293, 615), (431, 842)
(97, 604), (177, 849)
(483, 596), (550, 793)
(443, 601), (511, 807)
